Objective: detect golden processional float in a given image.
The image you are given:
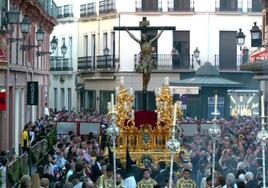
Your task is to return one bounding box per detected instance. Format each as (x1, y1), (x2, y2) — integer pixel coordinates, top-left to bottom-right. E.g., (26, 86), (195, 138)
(106, 77), (187, 167)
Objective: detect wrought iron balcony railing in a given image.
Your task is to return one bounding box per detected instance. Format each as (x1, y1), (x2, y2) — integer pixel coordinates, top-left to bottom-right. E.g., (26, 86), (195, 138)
(37, 0), (58, 19)
(135, 0), (162, 12)
(99, 0), (116, 14)
(80, 3), (97, 17)
(57, 4), (74, 19)
(50, 58), (73, 71)
(214, 54), (244, 70)
(167, 0), (194, 12)
(78, 55), (117, 71)
(134, 54), (191, 70)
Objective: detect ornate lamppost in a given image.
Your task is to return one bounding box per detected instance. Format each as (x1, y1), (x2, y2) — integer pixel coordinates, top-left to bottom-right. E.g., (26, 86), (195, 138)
(257, 94), (268, 188)
(166, 101), (181, 188)
(107, 94), (119, 188)
(208, 94), (221, 188)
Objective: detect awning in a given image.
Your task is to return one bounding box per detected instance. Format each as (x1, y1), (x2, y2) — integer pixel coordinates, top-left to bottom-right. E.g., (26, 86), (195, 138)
(250, 49), (268, 63)
(170, 76), (242, 88)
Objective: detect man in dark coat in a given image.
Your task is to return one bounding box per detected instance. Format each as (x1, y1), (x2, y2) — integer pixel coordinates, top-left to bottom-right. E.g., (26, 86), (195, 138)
(154, 161), (169, 187)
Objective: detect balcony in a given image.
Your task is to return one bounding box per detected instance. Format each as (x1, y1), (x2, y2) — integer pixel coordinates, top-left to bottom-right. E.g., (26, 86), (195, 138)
(37, 0), (58, 19)
(135, 0), (162, 12)
(99, 0), (116, 14)
(248, 0), (262, 12)
(57, 4), (74, 20)
(214, 54), (244, 70)
(78, 55), (117, 71)
(134, 54), (191, 70)
(168, 0), (194, 12)
(215, 0), (241, 12)
(50, 58), (73, 71)
(80, 3), (97, 17)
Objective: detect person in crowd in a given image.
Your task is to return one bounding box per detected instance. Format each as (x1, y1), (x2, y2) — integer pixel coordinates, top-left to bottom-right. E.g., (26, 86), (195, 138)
(223, 173), (237, 188)
(21, 124), (31, 153)
(95, 164), (114, 188)
(19, 175), (31, 188)
(0, 156), (7, 188)
(245, 171), (257, 188)
(176, 168), (196, 188)
(30, 173), (41, 188)
(154, 161), (168, 187)
(116, 173), (126, 188)
(40, 178), (49, 188)
(68, 163), (85, 184)
(137, 168), (157, 188)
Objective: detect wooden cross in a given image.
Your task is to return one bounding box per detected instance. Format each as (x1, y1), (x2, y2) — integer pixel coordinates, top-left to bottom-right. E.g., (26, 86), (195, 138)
(114, 17), (175, 111)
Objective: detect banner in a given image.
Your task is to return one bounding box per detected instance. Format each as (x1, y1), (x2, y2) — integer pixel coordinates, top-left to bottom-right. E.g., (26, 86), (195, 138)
(0, 92), (6, 111)
(27, 82), (39, 105)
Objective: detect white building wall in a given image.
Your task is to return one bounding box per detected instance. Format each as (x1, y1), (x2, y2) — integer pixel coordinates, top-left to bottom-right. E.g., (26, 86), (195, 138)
(51, 0), (262, 111)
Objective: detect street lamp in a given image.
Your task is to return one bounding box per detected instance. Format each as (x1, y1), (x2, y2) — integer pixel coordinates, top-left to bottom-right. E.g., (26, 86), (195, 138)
(236, 29), (245, 66)
(208, 94), (221, 188)
(6, 7), (20, 24)
(103, 47), (110, 68)
(61, 42), (67, 58)
(36, 26), (45, 44)
(236, 28), (245, 50)
(250, 22), (262, 47)
(20, 17), (31, 36)
(50, 36), (58, 51)
(193, 47), (201, 67)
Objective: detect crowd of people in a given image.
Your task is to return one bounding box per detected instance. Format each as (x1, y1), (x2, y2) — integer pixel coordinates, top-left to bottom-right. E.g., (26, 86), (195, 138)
(0, 110), (267, 188)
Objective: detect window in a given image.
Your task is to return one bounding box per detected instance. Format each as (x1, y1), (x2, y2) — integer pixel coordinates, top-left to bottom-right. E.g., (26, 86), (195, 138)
(84, 35), (88, 56)
(252, 0), (262, 12)
(80, 3), (96, 17)
(220, 0), (238, 11)
(173, 31), (190, 69)
(68, 88), (71, 112)
(99, 0), (116, 14)
(91, 34), (96, 68)
(100, 90), (114, 114)
(80, 4), (87, 17)
(63, 4), (73, 17)
(103, 32), (108, 50)
(61, 88), (65, 110)
(85, 90), (96, 112)
(219, 31), (237, 69)
(174, 0), (191, 11)
(87, 3), (96, 15)
(57, 6), (63, 18)
(110, 32), (115, 55)
(54, 88), (58, 111)
(68, 36), (72, 67)
(142, 0), (158, 11)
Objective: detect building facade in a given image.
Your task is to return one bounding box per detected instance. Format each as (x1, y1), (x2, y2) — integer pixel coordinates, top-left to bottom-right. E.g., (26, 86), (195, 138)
(52, 0), (262, 116)
(0, 0), (57, 154)
(49, 0), (78, 113)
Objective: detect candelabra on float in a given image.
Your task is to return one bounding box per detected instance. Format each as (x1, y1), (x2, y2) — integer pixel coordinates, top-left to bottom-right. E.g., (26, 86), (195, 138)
(115, 77), (134, 127)
(166, 101), (181, 188)
(107, 93), (119, 188)
(208, 94), (221, 188)
(257, 94), (268, 188)
(155, 77), (178, 130)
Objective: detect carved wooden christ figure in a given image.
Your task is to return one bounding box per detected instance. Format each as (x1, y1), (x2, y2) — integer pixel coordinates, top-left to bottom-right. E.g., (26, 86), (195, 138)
(114, 17), (175, 93)
(124, 27), (164, 92)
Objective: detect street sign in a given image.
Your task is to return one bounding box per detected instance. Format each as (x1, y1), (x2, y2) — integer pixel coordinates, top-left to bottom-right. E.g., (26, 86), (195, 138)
(27, 81), (39, 105)
(171, 86), (199, 95)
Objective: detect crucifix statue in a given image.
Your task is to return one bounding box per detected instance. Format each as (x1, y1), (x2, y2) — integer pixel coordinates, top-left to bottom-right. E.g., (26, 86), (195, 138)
(114, 17), (175, 110)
